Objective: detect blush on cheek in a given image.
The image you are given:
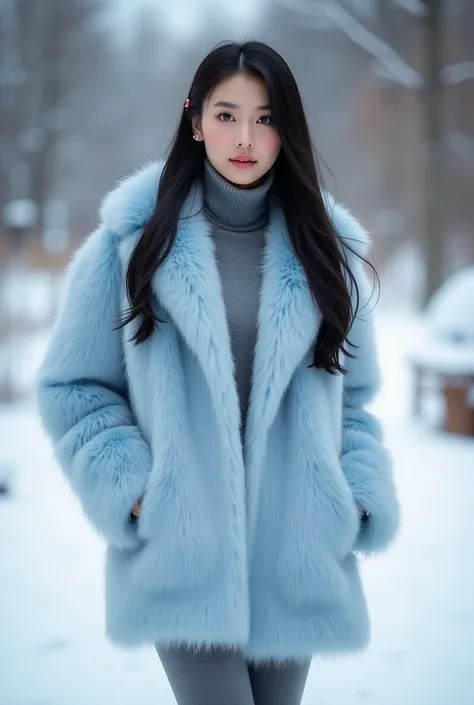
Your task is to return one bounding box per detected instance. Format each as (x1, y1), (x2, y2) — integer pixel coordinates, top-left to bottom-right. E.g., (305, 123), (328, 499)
(261, 130), (281, 154)
(205, 124), (228, 148)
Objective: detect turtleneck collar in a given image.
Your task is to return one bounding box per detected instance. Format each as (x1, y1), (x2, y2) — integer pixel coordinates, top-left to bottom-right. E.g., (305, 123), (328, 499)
(203, 159), (274, 233)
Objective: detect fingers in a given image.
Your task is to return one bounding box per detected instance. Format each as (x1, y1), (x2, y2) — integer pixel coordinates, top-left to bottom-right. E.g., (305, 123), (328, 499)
(131, 500), (142, 517)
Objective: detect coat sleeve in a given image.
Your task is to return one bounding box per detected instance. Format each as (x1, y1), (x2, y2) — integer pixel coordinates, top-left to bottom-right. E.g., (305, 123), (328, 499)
(36, 226), (152, 550)
(340, 262), (400, 555)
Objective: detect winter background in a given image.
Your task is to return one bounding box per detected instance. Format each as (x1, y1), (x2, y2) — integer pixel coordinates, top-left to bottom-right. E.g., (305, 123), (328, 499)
(1, 1), (474, 704)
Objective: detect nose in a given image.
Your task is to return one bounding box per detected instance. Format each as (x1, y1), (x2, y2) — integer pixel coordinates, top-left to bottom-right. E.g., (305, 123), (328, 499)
(236, 124), (253, 149)
(237, 141), (253, 148)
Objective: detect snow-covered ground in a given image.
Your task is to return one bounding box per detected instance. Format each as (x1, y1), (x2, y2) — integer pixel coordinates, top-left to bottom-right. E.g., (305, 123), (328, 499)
(1, 310), (473, 705)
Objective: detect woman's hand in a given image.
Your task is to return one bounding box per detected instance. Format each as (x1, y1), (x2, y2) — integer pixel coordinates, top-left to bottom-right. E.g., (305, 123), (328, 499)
(130, 499), (142, 519)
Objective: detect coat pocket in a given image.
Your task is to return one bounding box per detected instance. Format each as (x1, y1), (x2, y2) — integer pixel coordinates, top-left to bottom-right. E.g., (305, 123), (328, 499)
(276, 455), (361, 606)
(128, 460), (220, 594)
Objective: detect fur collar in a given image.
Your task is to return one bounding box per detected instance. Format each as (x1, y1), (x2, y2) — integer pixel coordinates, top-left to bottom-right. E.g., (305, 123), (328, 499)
(99, 159), (371, 258)
(101, 160), (372, 549)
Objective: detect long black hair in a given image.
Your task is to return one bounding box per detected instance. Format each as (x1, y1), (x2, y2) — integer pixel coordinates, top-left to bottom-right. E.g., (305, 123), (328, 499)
(117, 40), (378, 374)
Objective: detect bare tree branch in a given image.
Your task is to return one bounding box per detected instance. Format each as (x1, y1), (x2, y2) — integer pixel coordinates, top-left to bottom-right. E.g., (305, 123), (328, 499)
(441, 61), (474, 87)
(277, 1), (474, 90)
(446, 130), (474, 162)
(390, 0), (427, 17)
(276, 0), (422, 88)
(273, 0), (336, 29)
(323, 0), (423, 87)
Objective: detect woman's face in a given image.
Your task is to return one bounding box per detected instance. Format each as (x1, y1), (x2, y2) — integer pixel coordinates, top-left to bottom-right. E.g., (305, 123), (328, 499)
(193, 72), (281, 188)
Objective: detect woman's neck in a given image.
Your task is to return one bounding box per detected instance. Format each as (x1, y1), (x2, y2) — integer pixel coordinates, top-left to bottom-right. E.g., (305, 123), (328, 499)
(203, 159), (274, 233)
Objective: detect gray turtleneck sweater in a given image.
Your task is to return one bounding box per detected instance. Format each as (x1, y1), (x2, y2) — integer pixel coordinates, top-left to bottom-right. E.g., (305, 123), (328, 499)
(203, 160), (274, 436)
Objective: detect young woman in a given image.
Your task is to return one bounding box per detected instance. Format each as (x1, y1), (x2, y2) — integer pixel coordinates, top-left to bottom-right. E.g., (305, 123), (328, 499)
(37, 41), (400, 705)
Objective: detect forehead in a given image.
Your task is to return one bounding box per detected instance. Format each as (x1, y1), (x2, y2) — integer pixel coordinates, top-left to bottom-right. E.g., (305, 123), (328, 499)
(206, 73), (270, 107)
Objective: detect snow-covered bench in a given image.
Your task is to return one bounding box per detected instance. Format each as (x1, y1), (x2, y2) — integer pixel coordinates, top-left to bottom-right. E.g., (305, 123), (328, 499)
(407, 267), (474, 435)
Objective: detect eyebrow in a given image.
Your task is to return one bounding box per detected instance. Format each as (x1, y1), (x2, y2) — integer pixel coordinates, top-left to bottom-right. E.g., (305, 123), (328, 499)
(213, 101), (271, 110)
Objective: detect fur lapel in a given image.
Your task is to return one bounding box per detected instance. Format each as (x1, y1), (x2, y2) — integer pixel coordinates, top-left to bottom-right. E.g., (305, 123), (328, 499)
(100, 160), (370, 548)
(152, 183), (245, 478)
(244, 202), (320, 545)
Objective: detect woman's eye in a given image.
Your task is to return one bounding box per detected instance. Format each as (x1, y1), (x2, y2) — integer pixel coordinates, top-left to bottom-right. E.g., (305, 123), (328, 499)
(217, 113), (273, 125)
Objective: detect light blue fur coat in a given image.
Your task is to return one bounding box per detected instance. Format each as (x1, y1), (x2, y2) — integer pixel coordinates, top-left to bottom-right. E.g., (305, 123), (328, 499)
(36, 161), (400, 663)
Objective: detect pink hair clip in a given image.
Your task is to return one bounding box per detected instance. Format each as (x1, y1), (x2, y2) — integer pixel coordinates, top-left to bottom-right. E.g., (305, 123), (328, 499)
(184, 98), (191, 113)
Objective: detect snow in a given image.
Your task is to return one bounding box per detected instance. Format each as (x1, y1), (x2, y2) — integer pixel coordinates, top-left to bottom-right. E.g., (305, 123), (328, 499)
(425, 266), (474, 342)
(2, 199), (38, 230)
(408, 338), (474, 376)
(0, 271), (62, 398)
(1, 310), (474, 705)
(405, 267), (474, 376)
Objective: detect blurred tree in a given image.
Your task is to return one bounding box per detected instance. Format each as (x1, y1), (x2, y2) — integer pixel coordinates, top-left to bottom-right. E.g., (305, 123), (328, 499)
(273, 0), (474, 305)
(421, 0), (444, 308)
(0, 0), (102, 238)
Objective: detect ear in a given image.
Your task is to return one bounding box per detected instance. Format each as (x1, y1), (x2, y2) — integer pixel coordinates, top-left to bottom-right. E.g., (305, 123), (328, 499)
(192, 116), (202, 138)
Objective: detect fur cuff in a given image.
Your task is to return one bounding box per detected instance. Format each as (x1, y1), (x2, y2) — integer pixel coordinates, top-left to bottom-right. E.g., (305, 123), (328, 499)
(57, 424), (152, 550)
(342, 436), (400, 555)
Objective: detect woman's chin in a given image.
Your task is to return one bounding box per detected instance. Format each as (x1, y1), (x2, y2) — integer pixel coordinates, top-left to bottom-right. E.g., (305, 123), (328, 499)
(220, 163), (267, 189)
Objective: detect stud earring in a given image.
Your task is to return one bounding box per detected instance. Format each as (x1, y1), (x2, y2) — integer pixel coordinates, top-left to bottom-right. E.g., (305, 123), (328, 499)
(193, 134), (200, 141)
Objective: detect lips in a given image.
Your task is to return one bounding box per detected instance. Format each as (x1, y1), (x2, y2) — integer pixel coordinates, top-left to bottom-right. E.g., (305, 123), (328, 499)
(230, 159), (257, 169)
(230, 156), (256, 163)
(229, 156), (257, 169)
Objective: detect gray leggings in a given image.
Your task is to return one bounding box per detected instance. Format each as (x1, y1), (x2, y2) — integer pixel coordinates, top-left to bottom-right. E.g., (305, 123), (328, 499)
(156, 644), (311, 705)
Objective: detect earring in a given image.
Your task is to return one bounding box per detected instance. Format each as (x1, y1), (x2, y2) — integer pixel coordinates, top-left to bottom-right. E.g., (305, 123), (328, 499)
(193, 134), (199, 141)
